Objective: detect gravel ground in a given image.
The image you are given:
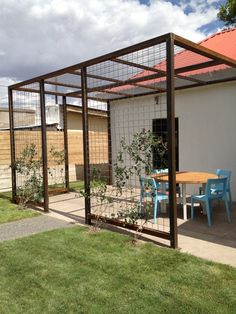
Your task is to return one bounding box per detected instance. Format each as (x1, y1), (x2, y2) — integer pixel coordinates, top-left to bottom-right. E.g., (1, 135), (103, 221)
(0, 215), (73, 242)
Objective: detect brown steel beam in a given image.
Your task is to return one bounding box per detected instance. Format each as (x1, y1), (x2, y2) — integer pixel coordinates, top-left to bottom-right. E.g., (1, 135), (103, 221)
(110, 76), (236, 102)
(14, 86), (107, 102)
(68, 72), (166, 97)
(16, 87), (66, 97)
(81, 67), (91, 225)
(107, 101), (113, 185)
(166, 34), (178, 249)
(8, 88), (17, 203)
(174, 34), (236, 68)
(103, 90), (131, 96)
(39, 80), (49, 212)
(62, 96), (69, 191)
(89, 214), (170, 240)
(175, 60), (220, 74)
(71, 70), (165, 92)
(113, 57), (206, 84)
(45, 80), (81, 90)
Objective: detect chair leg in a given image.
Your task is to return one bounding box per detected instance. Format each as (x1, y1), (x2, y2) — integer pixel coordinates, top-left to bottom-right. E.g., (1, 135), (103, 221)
(205, 200), (212, 227)
(224, 196), (231, 223)
(153, 197), (158, 224)
(191, 197), (194, 220)
(140, 193), (143, 214)
(228, 190), (233, 212)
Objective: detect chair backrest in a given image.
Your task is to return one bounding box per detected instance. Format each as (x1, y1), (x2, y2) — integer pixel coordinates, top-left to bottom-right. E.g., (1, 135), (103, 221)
(139, 176), (158, 191)
(153, 168), (168, 174)
(206, 177), (227, 197)
(216, 169), (231, 190)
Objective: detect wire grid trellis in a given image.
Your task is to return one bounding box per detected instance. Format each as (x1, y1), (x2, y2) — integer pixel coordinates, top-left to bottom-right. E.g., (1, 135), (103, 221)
(0, 85), (11, 191)
(12, 88), (43, 199)
(86, 42), (171, 234)
(45, 94), (66, 192)
(12, 89), (68, 203)
(8, 32), (236, 244)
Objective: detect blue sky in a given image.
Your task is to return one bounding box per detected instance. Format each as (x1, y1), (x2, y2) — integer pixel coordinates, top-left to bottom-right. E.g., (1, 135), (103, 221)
(139, 0), (225, 32)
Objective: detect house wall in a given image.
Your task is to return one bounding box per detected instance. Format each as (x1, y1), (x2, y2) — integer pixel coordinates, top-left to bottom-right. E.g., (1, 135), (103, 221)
(110, 81), (236, 200)
(0, 110), (35, 128)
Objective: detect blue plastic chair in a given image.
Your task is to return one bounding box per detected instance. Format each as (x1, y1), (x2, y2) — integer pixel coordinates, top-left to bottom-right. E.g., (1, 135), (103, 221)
(214, 169), (233, 212)
(153, 168), (181, 197)
(199, 169), (232, 212)
(139, 176), (168, 224)
(191, 177), (231, 227)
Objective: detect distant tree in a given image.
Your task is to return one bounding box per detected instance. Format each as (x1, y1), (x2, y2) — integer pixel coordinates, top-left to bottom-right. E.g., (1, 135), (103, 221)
(217, 0), (236, 26)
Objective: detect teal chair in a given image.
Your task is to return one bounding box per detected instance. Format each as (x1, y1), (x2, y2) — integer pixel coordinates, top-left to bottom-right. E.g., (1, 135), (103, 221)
(153, 169), (181, 197)
(191, 177), (231, 227)
(199, 169), (232, 211)
(139, 176), (168, 224)
(214, 169), (233, 212)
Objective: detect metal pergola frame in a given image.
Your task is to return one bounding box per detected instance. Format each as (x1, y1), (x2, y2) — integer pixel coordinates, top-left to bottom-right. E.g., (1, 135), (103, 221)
(8, 33), (236, 248)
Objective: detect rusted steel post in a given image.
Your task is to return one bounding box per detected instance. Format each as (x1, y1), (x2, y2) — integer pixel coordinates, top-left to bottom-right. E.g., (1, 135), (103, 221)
(81, 67), (91, 224)
(62, 95), (69, 191)
(107, 101), (113, 185)
(39, 80), (49, 212)
(8, 88), (17, 203)
(166, 34), (178, 249)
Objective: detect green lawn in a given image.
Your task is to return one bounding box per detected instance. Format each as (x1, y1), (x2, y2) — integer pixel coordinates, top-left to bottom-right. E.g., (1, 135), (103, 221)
(69, 180), (84, 191)
(0, 227), (235, 313)
(0, 192), (39, 224)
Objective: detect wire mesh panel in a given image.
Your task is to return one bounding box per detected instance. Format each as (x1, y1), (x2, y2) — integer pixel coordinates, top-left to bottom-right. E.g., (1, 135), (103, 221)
(85, 41), (172, 241)
(0, 85), (11, 191)
(8, 31), (236, 245)
(45, 94), (66, 194)
(12, 87), (44, 204)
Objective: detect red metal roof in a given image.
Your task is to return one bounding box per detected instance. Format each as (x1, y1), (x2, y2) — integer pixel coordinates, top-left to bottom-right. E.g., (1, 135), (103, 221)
(110, 28), (236, 93)
(171, 27), (236, 75)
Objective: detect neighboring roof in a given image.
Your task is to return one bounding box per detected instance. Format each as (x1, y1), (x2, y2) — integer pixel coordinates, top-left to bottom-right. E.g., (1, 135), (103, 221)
(0, 123), (58, 131)
(110, 28), (236, 93)
(169, 27), (236, 76)
(58, 103), (107, 117)
(0, 107), (35, 113)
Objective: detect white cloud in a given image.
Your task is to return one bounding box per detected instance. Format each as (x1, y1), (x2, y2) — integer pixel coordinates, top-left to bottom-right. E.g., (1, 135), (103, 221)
(0, 0), (222, 84)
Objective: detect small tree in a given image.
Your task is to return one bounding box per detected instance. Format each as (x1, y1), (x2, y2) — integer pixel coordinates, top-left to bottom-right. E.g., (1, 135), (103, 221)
(113, 129), (167, 237)
(114, 129), (167, 192)
(13, 143), (43, 208)
(217, 0), (236, 26)
(48, 146), (65, 186)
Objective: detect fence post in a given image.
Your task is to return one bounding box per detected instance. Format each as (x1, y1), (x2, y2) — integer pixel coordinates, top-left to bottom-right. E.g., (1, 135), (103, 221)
(166, 34), (178, 248)
(107, 101), (113, 185)
(62, 95), (69, 191)
(39, 80), (49, 212)
(8, 88), (17, 203)
(81, 67), (91, 224)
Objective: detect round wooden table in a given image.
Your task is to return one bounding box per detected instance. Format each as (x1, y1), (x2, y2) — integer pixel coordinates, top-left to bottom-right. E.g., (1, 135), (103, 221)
(152, 171), (218, 219)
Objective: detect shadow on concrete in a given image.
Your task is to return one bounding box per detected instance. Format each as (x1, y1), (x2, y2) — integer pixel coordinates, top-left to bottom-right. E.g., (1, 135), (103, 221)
(177, 202), (236, 249)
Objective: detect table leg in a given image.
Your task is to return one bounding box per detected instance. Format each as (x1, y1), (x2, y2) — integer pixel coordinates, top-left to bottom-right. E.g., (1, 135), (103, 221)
(182, 183), (187, 220)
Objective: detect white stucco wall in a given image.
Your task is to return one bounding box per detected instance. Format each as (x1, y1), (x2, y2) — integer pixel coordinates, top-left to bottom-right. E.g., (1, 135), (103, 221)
(110, 81), (236, 200)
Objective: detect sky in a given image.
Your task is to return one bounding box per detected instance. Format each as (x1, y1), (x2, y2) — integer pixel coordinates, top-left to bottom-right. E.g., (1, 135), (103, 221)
(0, 0), (226, 89)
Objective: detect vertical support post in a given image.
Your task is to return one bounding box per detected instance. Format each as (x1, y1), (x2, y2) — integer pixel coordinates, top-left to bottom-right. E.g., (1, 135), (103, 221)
(107, 101), (113, 185)
(81, 67), (91, 224)
(62, 96), (69, 191)
(39, 80), (49, 212)
(8, 88), (17, 203)
(166, 34), (178, 249)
